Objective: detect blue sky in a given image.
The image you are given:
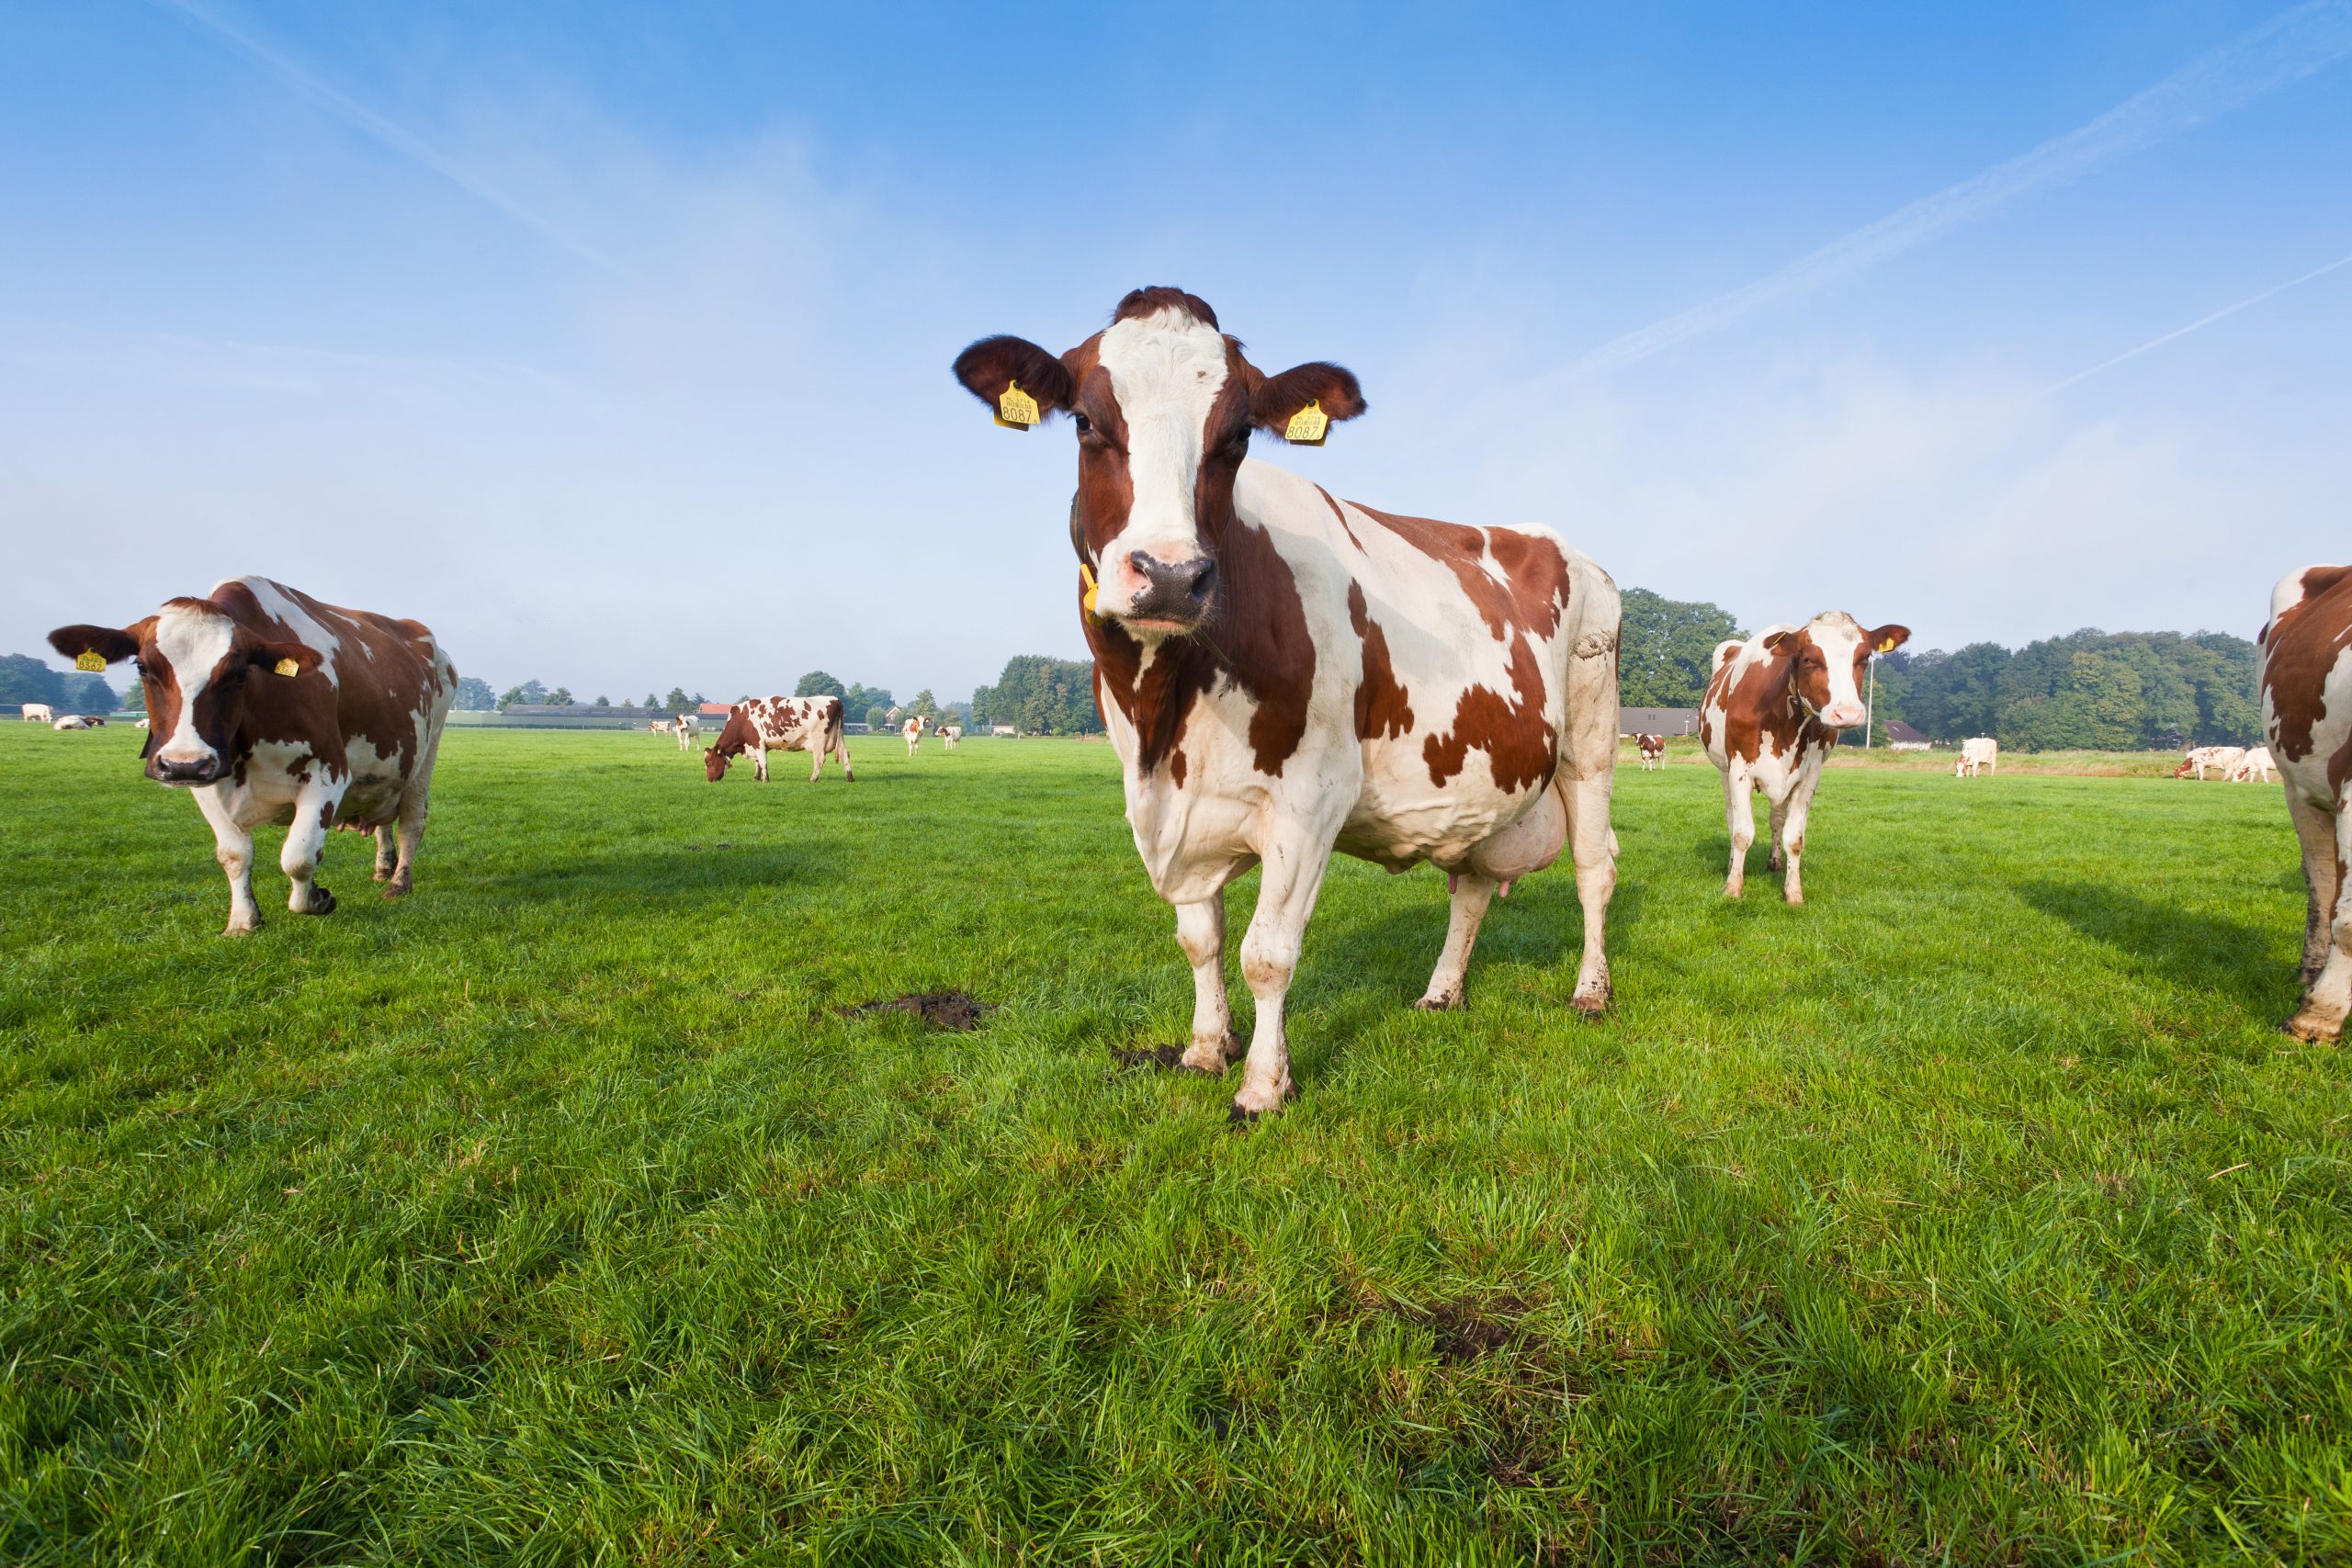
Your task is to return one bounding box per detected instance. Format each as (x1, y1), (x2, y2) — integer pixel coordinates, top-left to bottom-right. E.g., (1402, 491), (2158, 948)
(4, 1), (2346, 702)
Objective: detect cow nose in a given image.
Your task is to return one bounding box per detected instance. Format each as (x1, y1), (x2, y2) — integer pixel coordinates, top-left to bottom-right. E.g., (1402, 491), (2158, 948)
(155, 755), (218, 784)
(1126, 551), (1217, 621)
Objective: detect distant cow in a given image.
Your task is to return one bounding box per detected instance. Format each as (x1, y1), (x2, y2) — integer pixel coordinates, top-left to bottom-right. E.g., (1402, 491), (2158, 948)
(2175, 745), (2246, 781)
(2260, 565), (2352, 1042)
(1634, 733), (1666, 770)
(82, 716), (107, 727)
(939, 724), (963, 750)
(21, 703), (52, 723)
(902, 715), (929, 756)
(705, 694), (854, 783)
(1955, 737), (1998, 778)
(49, 575), (456, 932)
(2228, 745), (2275, 784)
(1701, 612), (1909, 904)
(650, 719), (672, 735)
(51, 715), (92, 731)
(673, 712), (701, 752)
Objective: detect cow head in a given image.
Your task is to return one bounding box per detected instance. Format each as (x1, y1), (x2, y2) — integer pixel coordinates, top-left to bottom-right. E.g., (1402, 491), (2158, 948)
(49, 601), (321, 786)
(703, 744), (730, 783)
(1758, 612), (1908, 733)
(954, 287), (1365, 639)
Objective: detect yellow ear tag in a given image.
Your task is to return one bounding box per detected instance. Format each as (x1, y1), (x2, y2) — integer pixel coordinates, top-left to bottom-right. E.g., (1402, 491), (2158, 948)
(74, 650), (108, 672)
(995, 379), (1040, 431)
(1079, 561), (1103, 623)
(1875, 637), (1897, 654)
(1283, 400), (1329, 446)
(273, 657), (300, 677)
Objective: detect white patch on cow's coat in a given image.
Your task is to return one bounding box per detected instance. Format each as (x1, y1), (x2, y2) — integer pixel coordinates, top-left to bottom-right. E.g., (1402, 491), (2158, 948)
(152, 604), (238, 770)
(228, 576), (340, 680)
(1092, 307), (1229, 615)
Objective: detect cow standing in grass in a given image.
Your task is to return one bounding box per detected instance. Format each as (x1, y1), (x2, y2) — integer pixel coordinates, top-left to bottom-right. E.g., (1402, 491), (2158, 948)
(2175, 745), (2246, 781)
(21, 703), (51, 723)
(1635, 733), (1666, 771)
(1955, 737), (1997, 778)
(939, 724), (963, 750)
(901, 715), (928, 755)
(674, 712), (701, 752)
(2228, 746), (2274, 784)
(1701, 612), (1908, 905)
(705, 695), (853, 783)
(955, 287), (1622, 1119)
(49, 576), (456, 932)
(2260, 565), (2352, 1042)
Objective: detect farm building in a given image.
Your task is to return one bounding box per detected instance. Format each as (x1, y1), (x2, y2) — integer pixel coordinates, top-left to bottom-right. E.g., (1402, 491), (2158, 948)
(1621, 707), (1699, 738)
(1885, 720), (1930, 750)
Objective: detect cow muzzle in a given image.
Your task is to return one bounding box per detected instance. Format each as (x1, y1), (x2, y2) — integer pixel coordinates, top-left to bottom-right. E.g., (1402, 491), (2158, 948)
(1114, 550), (1217, 631)
(153, 752), (220, 785)
(1819, 704), (1867, 731)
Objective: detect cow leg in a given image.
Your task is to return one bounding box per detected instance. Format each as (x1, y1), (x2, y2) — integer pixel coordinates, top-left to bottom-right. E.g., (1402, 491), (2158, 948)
(1723, 764), (1754, 898)
(1174, 896), (1241, 1071)
(835, 733), (855, 782)
(1416, 873), (1496, 1010)
(1779, 777), (1817, 906)
(808, 740), (823, 784)
(1231, 838), (1336, 1120)
(753, 745), (769, 784)
(195, 785), (262, 935)
(1560, 774), (1617, 1013)
(372, 825), (398, 883)
(1765, 797), (1790, 873)
(2285, 789), (2352, 1041)
(383, 763), (435, 898)
(281, 785), (343, 915)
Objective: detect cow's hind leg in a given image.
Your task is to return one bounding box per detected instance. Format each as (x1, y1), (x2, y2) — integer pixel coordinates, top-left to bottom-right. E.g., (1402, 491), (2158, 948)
(1561, 774), (1617, 1014)
(2285, 789), (2351, 1041)
(835, 732), (854, 782)
(372, 825), (398, 883)
(1417, 873), (1496, 1011)
(1174, 896), (1240, 1071)
(282, 786), (343, 915)
(1231, 833), (1337, 1121)
(196, 786), (262, 935)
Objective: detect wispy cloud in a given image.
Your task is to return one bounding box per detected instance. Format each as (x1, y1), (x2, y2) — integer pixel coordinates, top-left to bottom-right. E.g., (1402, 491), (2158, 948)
(1559, 0), (2352, 378)
(2031, 249), (2352, 398)
(151, 0), (635, 276)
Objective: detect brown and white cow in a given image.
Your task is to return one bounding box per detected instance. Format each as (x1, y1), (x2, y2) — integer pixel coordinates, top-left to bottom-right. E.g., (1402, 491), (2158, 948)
(650, 718), (672, 735)
(954, 287), (1622, 1119)
(1956, 736), (1997, 777)
(21, 703), (53, 723)
(901, 715), (929, 756)
(705, 694), (853, 783)
(938, 723), (963, 750)
(674, 712), (701, 752)
(2260, 566), (2352, 1041)
(2175, 745), (2246, 781)
(51, 715), (93, 731)
(1700, 612), (1908, 904)
(49, 576), (456, 933)
(2229, 745), (2274, 784)
(1634, 733), (1666, 770)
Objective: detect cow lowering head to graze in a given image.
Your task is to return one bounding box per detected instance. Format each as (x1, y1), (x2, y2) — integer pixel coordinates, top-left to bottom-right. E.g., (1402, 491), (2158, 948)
(1956, 737), (1998, 778)
(1635, 734), (1666, 771)
(954, 287), (1623, 1119)
(49, 577), (455, 933)
(901, 715), (929, 756)
(2260, 566), (2352, 1041)
(704, 695), (853, 784)
(2175, 745), (2246, 781)
(2229, 745), (2274, 784)
(1699, 612), (1908, 905)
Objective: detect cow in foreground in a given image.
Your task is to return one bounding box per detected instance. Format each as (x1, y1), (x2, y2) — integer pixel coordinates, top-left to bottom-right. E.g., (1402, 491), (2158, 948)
(2229, 745), (2275, 784)
(1701, 612), (1909, 904)
(49, 576), (456, 932)
(1634, 733), (1666, 770)
(2260, 566), (2352, 1041)
(1956, 737), (1998, 778)
(674, 712), (701, 752)
(21, 703), (52, 723)
(705, 695), (853, 783)
(901, 715), (928, 755)
(955, 287), (1621, 1119)
(2175, 745), (2246, 780)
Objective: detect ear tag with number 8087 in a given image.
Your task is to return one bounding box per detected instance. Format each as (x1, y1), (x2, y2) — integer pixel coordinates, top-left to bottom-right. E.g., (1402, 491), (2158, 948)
(1283, 400), (1329, 446)
(74, 650), (107, 672)
(995, 380), (1040, 431)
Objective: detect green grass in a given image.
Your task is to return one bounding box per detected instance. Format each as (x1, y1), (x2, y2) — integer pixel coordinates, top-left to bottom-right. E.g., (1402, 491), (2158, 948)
(2, 724), (2344, 1565)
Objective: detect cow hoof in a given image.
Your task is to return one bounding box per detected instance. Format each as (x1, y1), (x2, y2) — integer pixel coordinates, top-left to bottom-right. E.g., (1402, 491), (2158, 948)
(1414, 993), (1464, 1011)
(1178, 1036), (1241, 1073)
(222, 920), (260, 937)
(1570, 989), (1609, 1019)
(301, 886), (336, 916)
(381, 878), (412, 900)
(1784, 891), (1804, 908)
(2283, 1010), (2345, 1044)
(1227, 1104), (1262, 1128)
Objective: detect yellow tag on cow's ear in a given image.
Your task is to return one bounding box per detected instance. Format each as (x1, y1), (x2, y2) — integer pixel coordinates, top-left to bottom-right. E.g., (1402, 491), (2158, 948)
(995, 380), (1040, 430)
(273, 657), (300, 677)
(1079, 561), (1103, 623)
(1283, 400), (1329, 446)
(74, 650), (107, 672)
(1875, 637), (1898, 654)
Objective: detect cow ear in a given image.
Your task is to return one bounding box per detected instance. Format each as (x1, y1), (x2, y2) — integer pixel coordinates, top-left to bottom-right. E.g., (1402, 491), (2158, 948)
(49, 624), (140, 666)
(952, 335), (1075, 422)
(1251, 362), (1366, 440)
(1866, 625), (1910, 655)
(249, 641), (322, 677)
(1759, 629), (1792, 653)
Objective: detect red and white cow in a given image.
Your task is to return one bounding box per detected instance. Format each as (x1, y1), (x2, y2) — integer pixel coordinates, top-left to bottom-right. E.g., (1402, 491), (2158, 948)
(705, 695), (854, 783)
(1955, 737), (1997, 778)
(955, 287), (1622, 1118)
(673, 712), (701, 752)
(650, 719), (672, 735)
(2260, 566), (2352, 1041)
(901, 715), (929, 756)
(49, 576), (456, 932)
(2175, 745), (2246, 781)
(938, 724), (963, 750)
(1700, 612), (1908, 904)
(21, 703), (53, 723)
(1634, 733), (1666, 770)
(2229, 745), (2274, 784)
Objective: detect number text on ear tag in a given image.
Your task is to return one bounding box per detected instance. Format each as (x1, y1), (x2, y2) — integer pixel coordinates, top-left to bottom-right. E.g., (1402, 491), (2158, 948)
(1284, 400), (1329, 446)
(995, 380), (1040, 431)
(74, 650), (107, 672)
(274, 658), (300, 677)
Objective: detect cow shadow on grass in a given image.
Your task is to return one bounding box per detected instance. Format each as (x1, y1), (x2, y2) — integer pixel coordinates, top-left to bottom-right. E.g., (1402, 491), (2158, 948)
(1306, 874), (1636, 1010)
(2015, 879), (2291, 1021)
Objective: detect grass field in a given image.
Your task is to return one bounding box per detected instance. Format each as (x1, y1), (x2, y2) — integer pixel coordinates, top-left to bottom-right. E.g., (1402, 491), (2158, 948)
(2, 724), (2343, 1564)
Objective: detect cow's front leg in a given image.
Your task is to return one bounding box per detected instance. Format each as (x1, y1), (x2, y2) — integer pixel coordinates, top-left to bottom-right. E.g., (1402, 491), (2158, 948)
(195, 786), (262, 934)
(1765, 797), (1789, 873)
(372, 825), (398, 883)
(1723, 764), (1754, 898)
(1778, 772), (1821, 906)
(282, 787), (343, 914)
(1174, 896), (1240, 1071)
(1231, 835), (1336, 1120)
(1417, 873), (1495, 1010)
(2286, 791), (2352, 1041)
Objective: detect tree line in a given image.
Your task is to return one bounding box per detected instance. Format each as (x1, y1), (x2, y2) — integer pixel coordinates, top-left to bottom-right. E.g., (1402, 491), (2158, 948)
(0, 654), (121, 715)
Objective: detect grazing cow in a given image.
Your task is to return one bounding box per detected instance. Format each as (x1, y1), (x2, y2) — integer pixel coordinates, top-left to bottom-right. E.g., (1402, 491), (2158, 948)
(704, 694), (854, 783)
(2228, 745), (2275, 784)
(650, 719), (672, 735)
(954, 287), (1622, 1118)
(1955, 736), (1998, 778)
(2261, 566), (2352, 1042)
(21, 703), (53, 723)
(1634, 733), (1666, 771)
(1700, 612), (1909, 904)
(49, 576), (455, 932)
(2175, 745), (2247, 781)
(901, 715), (929, 756)
(51, 715), (92, 731)
(939, 724), (963, 750)
(674, 712), (701, 752)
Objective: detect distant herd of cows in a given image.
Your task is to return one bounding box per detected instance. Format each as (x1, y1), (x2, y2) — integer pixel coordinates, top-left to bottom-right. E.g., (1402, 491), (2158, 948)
(25, 288), (2352, 1115)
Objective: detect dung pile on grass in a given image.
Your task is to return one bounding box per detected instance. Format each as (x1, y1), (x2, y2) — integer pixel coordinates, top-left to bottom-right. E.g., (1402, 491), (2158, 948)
(835, 991), (989, 1030)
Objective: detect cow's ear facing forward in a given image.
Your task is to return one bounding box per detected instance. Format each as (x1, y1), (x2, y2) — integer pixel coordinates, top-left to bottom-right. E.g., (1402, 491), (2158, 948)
(1252, 362), (1367, 442)
(1759, 629), (1792, 654)
(49, 624), (141, 666)
(249, 640), (322, 677)
(952, 336), (1075, 423)
(1865, 625), (1911, 655)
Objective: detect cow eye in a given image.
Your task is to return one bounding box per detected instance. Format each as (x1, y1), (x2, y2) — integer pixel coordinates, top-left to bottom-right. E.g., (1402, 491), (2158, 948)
(1072, 413), (1092, 436)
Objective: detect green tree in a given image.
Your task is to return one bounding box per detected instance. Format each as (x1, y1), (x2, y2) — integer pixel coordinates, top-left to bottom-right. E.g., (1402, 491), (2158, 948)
(594, 694), (610, 707)
(983, 657), (1102, 735)
(844, 682), (892, 717)
(796, 671), (846, 700)
(865, 705), (889, 729)
(908, 688), (937, 718)
(664, 687), (690, 712)
(61, 672), (121, 713)
(498, 680), (548, 711)
(1617, 588), (1744, 707)
(548, 686), (575, 707)
(0, 654), (67, 710)
(452, 676), (497, 711)
(644, 692), (661, 711)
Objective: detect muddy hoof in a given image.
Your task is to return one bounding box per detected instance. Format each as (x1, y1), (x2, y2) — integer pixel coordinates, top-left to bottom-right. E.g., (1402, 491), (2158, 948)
(371, 866), (392, 884)
(1227, 1104), (1262, 1128)
(1569, 991), (1609, 1020)
(381, 878), (412, 900)
(1414, 994), (1464, 1012)
(2283, 1011), (2344, 1044)
(303, 886), (337, 916)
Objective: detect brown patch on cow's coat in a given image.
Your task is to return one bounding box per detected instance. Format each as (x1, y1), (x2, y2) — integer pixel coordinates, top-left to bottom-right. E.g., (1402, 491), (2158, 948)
(2264, 566), (2352, 793)
(1423, 634), (1558, 792)
(1347, 582), (1416, 742)
(1168, 749), (1187, 788)
(1112, 286), (1220, 329)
